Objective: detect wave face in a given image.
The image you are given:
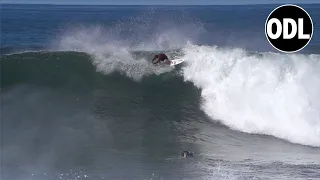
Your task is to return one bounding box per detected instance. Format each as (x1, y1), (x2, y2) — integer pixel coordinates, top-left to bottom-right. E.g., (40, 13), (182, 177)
(181, 44), (320, 147)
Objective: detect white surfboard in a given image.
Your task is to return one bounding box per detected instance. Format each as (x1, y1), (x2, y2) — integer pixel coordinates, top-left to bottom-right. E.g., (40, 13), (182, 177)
(170, 58), (185, 66)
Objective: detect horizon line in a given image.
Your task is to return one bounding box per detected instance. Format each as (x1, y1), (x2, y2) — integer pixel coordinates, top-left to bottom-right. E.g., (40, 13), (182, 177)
(2, 2), (320, 6)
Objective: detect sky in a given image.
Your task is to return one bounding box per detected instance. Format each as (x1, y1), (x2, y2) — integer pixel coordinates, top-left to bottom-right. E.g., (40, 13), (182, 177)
(2, 0), (319, 5)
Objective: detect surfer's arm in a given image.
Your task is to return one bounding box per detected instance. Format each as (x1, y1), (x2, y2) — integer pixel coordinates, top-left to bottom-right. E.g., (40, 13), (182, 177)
(152, 57), (160, 64)
(152, 55), (159, 64)
(153, 59), (160, 64)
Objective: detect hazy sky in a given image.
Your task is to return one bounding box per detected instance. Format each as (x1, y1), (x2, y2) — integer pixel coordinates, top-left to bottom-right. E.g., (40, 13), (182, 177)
(2, 0), (319, 5)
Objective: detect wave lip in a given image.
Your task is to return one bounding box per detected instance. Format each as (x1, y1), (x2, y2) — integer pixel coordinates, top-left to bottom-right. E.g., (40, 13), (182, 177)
(181, 44), (320, 147)
(55, 26), (183, 81)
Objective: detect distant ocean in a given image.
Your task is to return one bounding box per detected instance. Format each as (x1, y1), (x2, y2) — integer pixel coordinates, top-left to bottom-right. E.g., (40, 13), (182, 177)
(1, 4), (320, 180)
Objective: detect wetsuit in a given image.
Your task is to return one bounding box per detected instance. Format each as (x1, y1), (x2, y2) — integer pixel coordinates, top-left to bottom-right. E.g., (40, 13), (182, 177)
(152, 54), (169, 64)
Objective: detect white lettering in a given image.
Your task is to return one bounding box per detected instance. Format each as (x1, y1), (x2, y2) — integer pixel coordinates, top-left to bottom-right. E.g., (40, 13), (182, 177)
(283, 18), (297, 39)
(298, 18), (310, 39)
(267, 18), (282, 39)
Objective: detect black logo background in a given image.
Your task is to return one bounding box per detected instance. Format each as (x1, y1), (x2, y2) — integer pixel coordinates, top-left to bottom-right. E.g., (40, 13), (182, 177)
(265, 4), (313, 53)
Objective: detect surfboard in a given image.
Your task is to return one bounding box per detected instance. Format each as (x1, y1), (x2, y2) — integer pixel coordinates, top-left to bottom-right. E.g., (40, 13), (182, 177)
(170, 58), (184, 66)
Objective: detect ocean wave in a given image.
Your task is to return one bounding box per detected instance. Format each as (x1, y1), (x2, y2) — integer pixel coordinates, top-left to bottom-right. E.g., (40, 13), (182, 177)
(2, 41), (320, 147)
(0, 50), (178, 88)
(181, 44), (320, 147)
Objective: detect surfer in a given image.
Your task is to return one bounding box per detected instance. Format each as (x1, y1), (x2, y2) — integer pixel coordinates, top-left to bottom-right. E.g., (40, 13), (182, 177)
(181, 151), (194, 158)
(152, 53), (171, 65)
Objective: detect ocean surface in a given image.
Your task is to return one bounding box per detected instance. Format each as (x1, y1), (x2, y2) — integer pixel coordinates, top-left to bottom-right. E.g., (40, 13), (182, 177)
(1, 4), (320, 180)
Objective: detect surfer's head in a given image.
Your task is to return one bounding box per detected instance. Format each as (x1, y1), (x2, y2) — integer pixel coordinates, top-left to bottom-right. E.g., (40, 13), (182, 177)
(181, 151), (193, 158)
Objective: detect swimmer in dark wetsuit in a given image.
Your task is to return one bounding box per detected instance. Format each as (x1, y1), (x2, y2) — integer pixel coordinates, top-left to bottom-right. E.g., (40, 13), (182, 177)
(181, 151), (194, 158)
(152, 53), (171, 65)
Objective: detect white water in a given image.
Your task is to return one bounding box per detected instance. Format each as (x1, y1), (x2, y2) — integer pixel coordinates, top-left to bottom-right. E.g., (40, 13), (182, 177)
(181, 44), (320, 147)
(56, 26), (176, 81)
(53, 6), (206, 80)
(57, 25), (204, 81)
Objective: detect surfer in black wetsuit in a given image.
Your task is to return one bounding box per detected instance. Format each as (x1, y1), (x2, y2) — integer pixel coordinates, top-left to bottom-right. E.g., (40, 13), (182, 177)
(152, 53), (171, 65)
(181, 151), (194, 158)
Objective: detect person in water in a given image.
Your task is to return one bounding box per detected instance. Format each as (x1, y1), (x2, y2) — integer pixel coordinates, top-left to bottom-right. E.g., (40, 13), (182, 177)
(152, 53), (171, 65)
(181, 151), (194, 158)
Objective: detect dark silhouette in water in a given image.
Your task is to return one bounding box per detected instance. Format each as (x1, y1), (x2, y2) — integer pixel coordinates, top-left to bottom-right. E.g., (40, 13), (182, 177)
(181, 151), (194, 158)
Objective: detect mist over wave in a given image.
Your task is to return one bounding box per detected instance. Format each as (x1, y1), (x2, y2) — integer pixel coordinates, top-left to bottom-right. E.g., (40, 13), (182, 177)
(181, 44), (320, 147)
(55, 26), (170, 81)
(54, 9), (205, 80)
